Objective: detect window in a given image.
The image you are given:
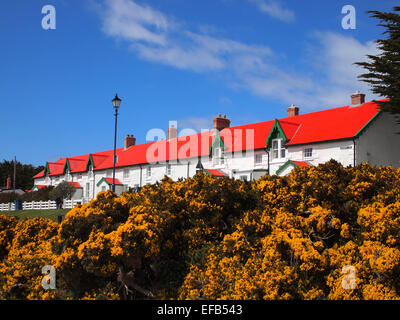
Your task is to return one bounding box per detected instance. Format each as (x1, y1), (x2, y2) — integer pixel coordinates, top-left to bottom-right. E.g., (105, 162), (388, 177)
(88, 165), (93, 178)
(101, 186), (106, 192)
(123, 169), (130, 180)
(166, 164), (172, 176)
(240, 175), (248, 181)
(86, 183), (90, 198)
(77, 174), (83, 180)
(146, 167), (151, 178)
(65, 170), (71, 181)
(106, 170), (112, 177)
(213, 147), (224, 165)
(272, 140), (279, 159)
(304, 148), (313, 158)
(255, 154), (263, 164)
(271, 139), (286, 160)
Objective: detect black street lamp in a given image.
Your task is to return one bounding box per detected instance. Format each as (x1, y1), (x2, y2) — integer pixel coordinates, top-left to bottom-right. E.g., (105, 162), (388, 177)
(196, 157), (204, 173)
(112, 93), (121, 192)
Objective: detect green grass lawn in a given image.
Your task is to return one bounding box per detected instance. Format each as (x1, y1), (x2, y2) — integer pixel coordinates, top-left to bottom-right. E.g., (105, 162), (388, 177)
(0, 209), (70, 222)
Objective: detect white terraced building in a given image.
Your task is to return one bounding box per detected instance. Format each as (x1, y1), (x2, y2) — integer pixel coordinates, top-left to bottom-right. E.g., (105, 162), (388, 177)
(33, 91), (400, 202)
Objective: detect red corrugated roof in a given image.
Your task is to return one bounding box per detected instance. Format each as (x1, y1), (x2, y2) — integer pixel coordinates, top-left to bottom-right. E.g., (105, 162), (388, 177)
(283, 100), (381, 145)
(33, 100), (382, 179)
(68, 158), (86, 172)
(48, 162), (64, 176)
(103, 178), (122, 186)
(33, 171), (44, 179)
(203, 169), (227, 177)
(292, 161), (310, 167)
(68, 182), (82, 188)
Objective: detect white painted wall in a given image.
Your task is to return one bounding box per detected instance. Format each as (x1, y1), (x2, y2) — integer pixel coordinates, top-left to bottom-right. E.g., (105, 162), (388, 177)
(278, 139), (355, 175)
(356, 112), (400, 168)
(33, 114), (400, 201)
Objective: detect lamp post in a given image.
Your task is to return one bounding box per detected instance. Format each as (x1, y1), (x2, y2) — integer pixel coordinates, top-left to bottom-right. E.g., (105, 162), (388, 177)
(112, 93), (121, 192)
(196, 157), (204, 173)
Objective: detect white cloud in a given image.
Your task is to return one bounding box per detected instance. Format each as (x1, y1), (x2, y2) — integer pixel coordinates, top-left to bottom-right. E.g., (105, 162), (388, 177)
(101, 0), (272, 73)
(99, 0), (380, 110)
(101, 0), (169, 45)
(234, 32), (380, 108)
(219, 97), (232, 104)
(248, 0), (295, 22)
(178, 117), (212, 133)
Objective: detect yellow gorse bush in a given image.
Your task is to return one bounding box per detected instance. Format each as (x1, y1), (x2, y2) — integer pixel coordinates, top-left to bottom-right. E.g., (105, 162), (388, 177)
(0, 160), (400, 300)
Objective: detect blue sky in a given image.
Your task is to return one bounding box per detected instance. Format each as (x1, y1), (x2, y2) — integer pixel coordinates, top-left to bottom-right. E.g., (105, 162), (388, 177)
(0, 0), (396, 166)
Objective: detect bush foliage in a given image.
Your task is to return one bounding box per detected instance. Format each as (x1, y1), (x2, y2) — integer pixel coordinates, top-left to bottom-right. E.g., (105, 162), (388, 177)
(1, 160), (400, 300)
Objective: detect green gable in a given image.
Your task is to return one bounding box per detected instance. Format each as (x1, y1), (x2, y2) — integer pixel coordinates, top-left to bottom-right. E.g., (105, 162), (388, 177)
(43, 162), (50, 176)
(96, 177), (111, 187)
(86, 154), (95, 171)
(63, 159), (71, 174)
(265, 119), (287, 150)
(209, 130), (226, 156)
(276, 160), (299, 175)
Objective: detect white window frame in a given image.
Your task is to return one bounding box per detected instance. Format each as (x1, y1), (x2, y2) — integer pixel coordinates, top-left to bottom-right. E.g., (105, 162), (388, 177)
(304, 148), (313, 159)
(255, 153), (263, 164)
(146, 167), (152, 178)
(86, 183), (90, 198)
(271, 139), (286, 161)
(123, 168), (130, 180)
(88, 165), (94, 179)
(213, 147), (224, 166)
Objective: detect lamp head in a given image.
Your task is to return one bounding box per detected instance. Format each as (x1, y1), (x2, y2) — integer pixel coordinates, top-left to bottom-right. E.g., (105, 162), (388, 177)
(112, 93), (122, 109)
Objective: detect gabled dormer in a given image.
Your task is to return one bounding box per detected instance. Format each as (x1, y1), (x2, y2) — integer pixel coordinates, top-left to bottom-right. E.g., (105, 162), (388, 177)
(86, 154), (95, 171)
(209, 130), (226, 165)
(266, 119), (288, 161)
(63, 158), (70, 174)
(43, 162), (50, 176)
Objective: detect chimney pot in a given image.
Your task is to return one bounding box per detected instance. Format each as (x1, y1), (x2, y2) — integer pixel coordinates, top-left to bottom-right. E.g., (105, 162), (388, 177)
(124, 134), (136, 149)
(213, 114), (230, 131)
(168, 121), (178, 139)
(351, 90), (365, 106)
(287, 104), (299, 117)
(6, 176), (11, 190)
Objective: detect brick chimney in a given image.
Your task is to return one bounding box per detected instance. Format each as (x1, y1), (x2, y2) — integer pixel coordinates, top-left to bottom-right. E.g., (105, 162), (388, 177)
(124, 134), (136, 150)
(351, 90), (365, 106)
(6, 176), (11, 190)
(213, 114), (230, 131)
(168, 121), (178, 139)
(287, 104), (299, 117)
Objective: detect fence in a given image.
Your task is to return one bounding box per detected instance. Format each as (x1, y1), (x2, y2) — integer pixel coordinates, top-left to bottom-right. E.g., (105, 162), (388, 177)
(0, 203), (14, 211)
(0, 199), (84, 212)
